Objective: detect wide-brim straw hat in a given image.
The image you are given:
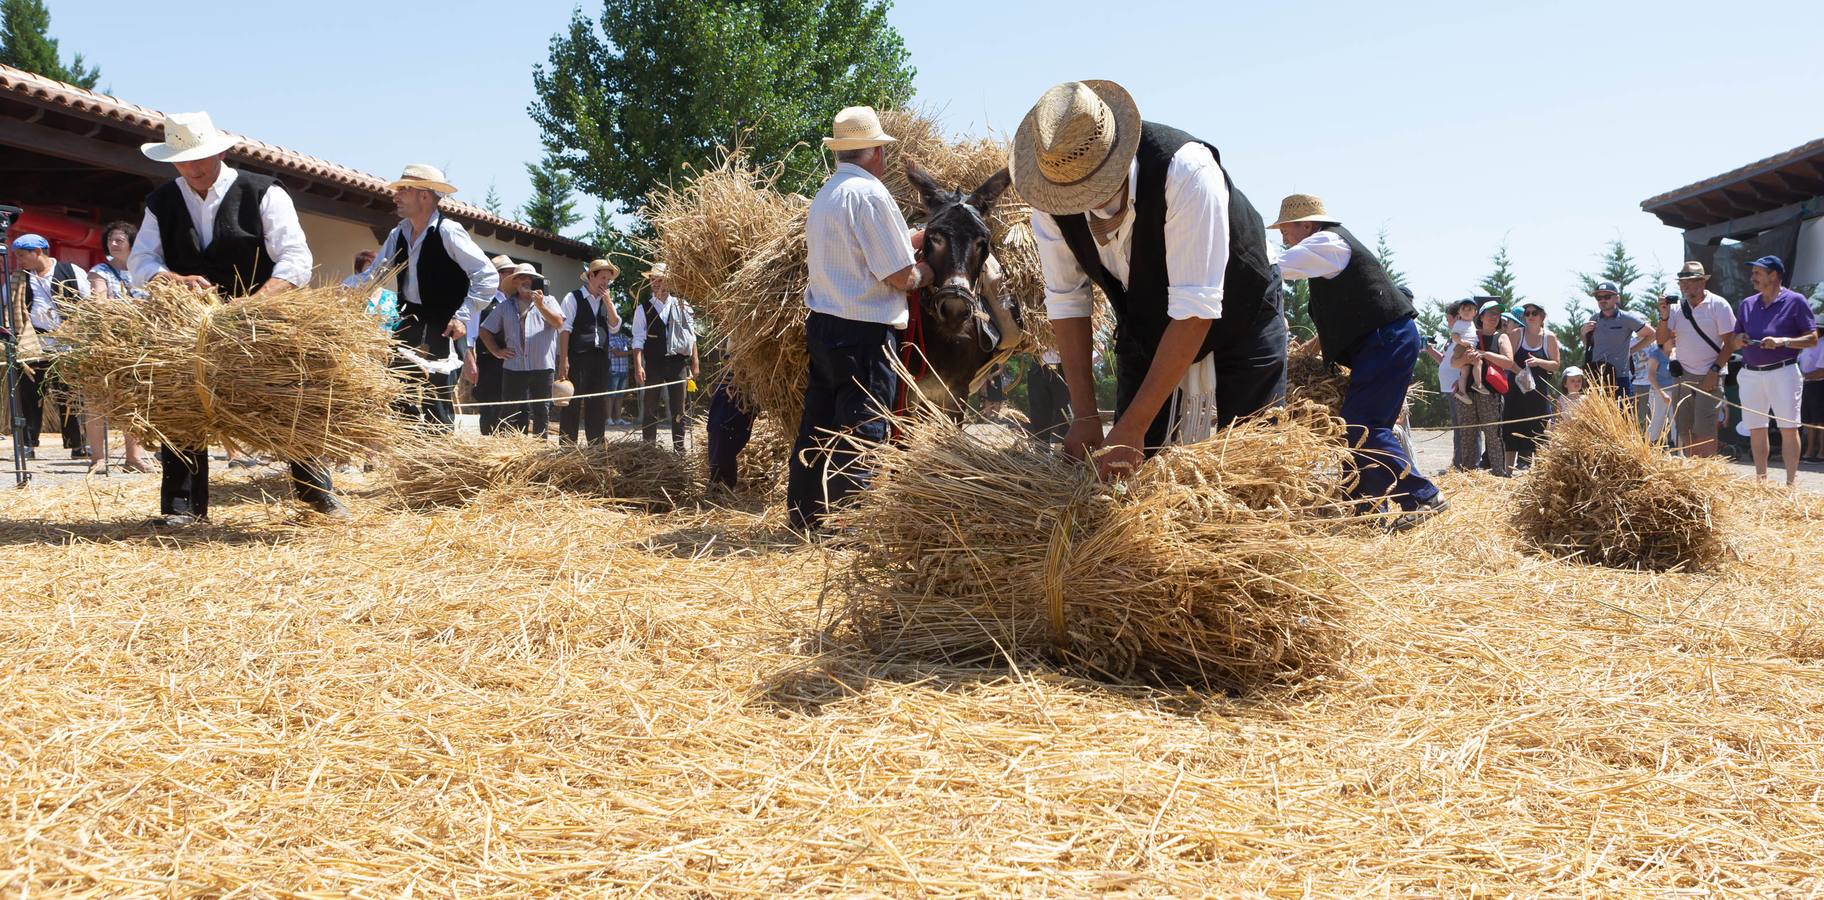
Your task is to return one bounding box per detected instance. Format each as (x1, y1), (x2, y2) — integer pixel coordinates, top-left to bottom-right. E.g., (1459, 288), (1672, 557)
(1267, 193), (1340, 229)
(508, 262), (542, 279)
(387, 163), (458, 195)
(1676, 261), (1709, 281)
(586, 258), (620, 278)
(1011, 80), (1144, 216)
(489, 254), (515, 271)
(646, 263), (670, 280)
(141, 111), (238, 163)
(823, 106), (898, 151)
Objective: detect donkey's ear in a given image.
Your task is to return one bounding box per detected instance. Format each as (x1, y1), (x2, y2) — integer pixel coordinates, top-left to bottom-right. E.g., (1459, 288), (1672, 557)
(903, 158), (948, 212)
(967, 168), (1012, 214)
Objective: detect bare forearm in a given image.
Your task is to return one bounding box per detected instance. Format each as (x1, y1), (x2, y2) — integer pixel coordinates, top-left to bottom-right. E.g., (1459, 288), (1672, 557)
(1052, 317), (1100, 419)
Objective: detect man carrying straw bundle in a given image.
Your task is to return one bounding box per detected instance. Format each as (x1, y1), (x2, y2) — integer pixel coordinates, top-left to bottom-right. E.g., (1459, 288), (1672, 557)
(786, 106), (934, 533)
(346, 164), (499, 430)
(1016, 81), (1287, 480)
(1268, 194), (1445, 527)
(126, 111), (344, 524)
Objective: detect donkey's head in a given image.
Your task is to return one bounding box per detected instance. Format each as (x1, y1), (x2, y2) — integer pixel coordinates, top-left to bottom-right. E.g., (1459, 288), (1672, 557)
(904, 159), (1011, 336)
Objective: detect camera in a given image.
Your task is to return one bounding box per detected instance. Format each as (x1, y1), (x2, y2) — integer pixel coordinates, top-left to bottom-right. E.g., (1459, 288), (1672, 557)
(529, 275), (547, 292)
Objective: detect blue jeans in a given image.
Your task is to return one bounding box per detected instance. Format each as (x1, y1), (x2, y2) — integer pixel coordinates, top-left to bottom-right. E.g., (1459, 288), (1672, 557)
(1339, 318), (1439, 511)
(787, 312), (898, 530)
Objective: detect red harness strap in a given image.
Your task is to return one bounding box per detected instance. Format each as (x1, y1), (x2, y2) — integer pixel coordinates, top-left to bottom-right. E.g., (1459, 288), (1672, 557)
(892, 288), (929, 441)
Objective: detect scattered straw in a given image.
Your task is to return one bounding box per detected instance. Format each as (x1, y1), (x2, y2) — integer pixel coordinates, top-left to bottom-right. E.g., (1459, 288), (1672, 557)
(389, 432), (694, 511)
(1286, 339), (1351, 417)
(1514, 386), (1730, 570)
(838, 403), (1357, 688)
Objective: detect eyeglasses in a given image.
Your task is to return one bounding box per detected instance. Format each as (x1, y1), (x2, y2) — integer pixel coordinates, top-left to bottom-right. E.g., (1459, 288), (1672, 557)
(1595, 293), (1618, 300)
(1525, 310), (1544, 318)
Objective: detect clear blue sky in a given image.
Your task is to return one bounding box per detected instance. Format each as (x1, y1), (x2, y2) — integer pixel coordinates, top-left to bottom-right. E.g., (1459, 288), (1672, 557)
(47, 0), (1824, 320)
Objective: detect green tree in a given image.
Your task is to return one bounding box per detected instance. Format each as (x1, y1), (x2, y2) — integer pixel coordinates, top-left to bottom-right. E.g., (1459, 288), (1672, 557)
(1373, 226), (1407, 288)
(586, 204), (645, 312)
(531, 0), (916, 214)
(520, 152), (581, 235)
(1284, 279), (1313, 343)
(481, 182), (504, 217)
(0, 0), (99, 88)
(1577, 240), (1648, 317)
(1478, 241), (1523, 307)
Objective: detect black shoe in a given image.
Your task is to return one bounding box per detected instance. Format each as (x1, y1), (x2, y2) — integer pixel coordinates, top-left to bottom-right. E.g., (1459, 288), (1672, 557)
(1389, 495), (1449, 533)
(154, 513), (202, 529)
(308, 496), (351, 519)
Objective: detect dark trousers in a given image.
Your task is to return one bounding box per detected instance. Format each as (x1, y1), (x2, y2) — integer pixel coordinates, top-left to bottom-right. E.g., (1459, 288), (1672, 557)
(159, 446), (333, 517)
(1339, 318), (1439, 512)
(17, 366), (82, 451)
(17, 365), (45, 448)
(394, 316), (454, 430)
(1026, 363), (1071, 443)
(641, 354), (690, 451)
(1116, 310), (1288, 452)
(787, 312), (898, 531)
(475, 353), (505, 434)
(500, 368), (555, 436)
(559, 351), (611, 445)
(706, 379), (754, 489)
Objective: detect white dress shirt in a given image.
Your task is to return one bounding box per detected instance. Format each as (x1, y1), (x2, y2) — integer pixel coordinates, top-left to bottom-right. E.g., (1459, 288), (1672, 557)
(25, 263), (89, 334)
(1031, 143), (1231, 322)
(804, 162), (917, 327)
(129, 166), (313, 288)
(560, 288), (624, 334)
(456, 292), (502, 355)
(345, 211), (498, 311)
(1668, 290), (1736, 375)
(632, 295), (695, 350)
(1274, 230), (1352, 281)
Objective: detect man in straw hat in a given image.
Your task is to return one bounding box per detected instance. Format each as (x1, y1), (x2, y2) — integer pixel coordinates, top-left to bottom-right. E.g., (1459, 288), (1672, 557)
(786, 105), (933, 532)
(479, 262), (565, 436)
(557, 258), (626, 445)
(126, 111), (342, 524)
(460, 255), (517, 433)
(1657, 260), (1736, 458)
(1268, 194), (1444, 526)
(1016, 81), (1287, 480)
(346, 163), (499, 430)
(632, 262), (699, 452)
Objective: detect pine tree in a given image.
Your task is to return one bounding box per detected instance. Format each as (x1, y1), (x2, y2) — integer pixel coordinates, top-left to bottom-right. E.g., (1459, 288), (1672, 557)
(1477, 241), (1523, 307)
(1373, 226), (1407, 289)
(1577, 240), (1647, 317)
(520, 152), (580, 235)
(481, 182), (504, 217)
(0, 0), (99, 88)
(585, 203), (642, 309)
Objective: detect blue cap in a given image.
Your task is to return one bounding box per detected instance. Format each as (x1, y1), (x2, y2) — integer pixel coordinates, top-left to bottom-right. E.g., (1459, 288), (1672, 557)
(9, 233), (49, 251)
(1593, 281), (1620, 296)
(1748, 255), (1785, 276)
(1503, 308), (1525, 328)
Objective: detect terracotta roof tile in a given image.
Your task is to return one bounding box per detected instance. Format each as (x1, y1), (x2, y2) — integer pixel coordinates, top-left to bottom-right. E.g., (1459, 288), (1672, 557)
(1641, 136), (1824, 211)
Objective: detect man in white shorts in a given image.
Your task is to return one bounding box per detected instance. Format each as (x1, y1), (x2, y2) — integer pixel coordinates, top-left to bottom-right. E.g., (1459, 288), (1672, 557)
(1730, 255), (1818, 485)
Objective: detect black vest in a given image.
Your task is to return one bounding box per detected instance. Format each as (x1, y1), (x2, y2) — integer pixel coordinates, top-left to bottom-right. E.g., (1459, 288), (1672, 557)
(144, 171), (277, 298)
(568, 290), (609, 356)
(641, 297), (687, 362)
(1306, 225), (1415, 366)
(388, 212), (469, 328)
(1053, 122), (1281, 368)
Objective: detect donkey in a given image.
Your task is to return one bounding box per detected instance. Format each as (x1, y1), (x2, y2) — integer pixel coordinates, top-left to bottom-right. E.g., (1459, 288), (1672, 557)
(901, 159), (1023, 413)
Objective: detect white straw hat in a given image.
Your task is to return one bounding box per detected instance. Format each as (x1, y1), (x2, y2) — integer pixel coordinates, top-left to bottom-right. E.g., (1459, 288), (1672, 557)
(645, 263), (670, 280)
(1266, 194), (1341, 229)
(823, 106), (898, 151)
(140, 111), (238, 163)
(387, 163), (458, 195)
(1010, 80), (1143, 216)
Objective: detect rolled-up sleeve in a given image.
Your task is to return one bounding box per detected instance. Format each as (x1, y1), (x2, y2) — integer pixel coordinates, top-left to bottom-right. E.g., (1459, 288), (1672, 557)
(1162, 143), (1229, 320)
(560, 293), (577, 333)
(259, 186), (314, 286)
(853, 191), (916, 283)
(128, 207), (167, 286)
(439, 219), (500, 306)
(1275, 231), (1352, 281)
(1030, 211), (1095, 320)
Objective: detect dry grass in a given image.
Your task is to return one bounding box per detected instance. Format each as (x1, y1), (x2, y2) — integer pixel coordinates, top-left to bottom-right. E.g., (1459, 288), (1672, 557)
(837, 403), (1358, 688)
(389, 431), (694, 511)
(1286, 339), (1351, 417)
(1, 443), (1820, 895)
(54, 281), (408, 463)
(1514, 386), (1731, 570)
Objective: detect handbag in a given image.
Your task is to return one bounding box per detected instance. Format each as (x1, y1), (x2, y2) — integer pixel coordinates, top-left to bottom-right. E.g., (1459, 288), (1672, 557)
(1484, 364), (1510, 395)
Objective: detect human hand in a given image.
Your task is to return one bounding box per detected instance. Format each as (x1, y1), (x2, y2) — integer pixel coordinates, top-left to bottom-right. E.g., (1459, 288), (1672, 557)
(462, 359), (478, 385)
(1760, 336), (1784, 350)
(1580, 321), (1596, 339)
(635, 364), (646, 386)
(1061, 414), (1105, 460)
(493, 346), (516, 361)
(1094, 424), (1145, 482)
(1699, 372), (1719, 395)
(444, 318), (466, 341)
(556, 362), (569, 383)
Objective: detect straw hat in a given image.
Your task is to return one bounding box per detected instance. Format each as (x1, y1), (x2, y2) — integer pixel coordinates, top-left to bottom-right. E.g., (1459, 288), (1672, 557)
(140, 111), (238, 163)
(1266, 194), (1340, 229)
(509, 262), (542, 279)
(585, 258), (620, 278)
(646, 263), (670, 280)
(1676, 261), (1708, 281)
(387, 163), (458, 195)
(1010, 80), (1143, 216)
(489, 254), (515, 271)
(552, 379), (575, 408)
(822, 106), (898, 151)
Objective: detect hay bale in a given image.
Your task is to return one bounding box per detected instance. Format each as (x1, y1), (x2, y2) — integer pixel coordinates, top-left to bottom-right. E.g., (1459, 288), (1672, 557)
(838, 403), (1357, 688)
(1513, 386), (1729, 570)
(390, 433), (694, 511)
(55, 281), (407, 463)
(1286, 340), (1350, 417)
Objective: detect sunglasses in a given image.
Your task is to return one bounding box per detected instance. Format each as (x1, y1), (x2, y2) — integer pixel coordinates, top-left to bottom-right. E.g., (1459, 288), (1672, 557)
(1524, 309), (1544, 317)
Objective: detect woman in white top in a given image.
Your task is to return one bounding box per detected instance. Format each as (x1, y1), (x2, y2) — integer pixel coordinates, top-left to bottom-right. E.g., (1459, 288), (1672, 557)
(83, 221), (153, 473)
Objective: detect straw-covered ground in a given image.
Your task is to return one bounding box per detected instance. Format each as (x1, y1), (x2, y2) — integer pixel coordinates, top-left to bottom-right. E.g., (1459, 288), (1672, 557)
(2, 455), (1821, 895)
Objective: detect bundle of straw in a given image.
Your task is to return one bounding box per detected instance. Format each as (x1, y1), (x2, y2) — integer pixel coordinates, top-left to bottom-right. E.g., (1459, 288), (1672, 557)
(1513, 386), (1729, 570)
(390, 433), (694, 511)
(839, 403), (1357, 688)
(1286, 340), (1351, 417)
(694, 414), (796, 498)
(54, 281), (407, 463)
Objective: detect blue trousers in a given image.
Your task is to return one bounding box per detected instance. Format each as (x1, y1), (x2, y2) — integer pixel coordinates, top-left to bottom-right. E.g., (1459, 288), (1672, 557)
(787, 313), (898, 531)
(706, 378), (754, 490)
(1339, 318), (1439, 511)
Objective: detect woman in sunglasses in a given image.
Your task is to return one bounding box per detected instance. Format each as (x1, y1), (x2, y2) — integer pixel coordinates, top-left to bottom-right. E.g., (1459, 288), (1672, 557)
(1501, 302), (1561, 469)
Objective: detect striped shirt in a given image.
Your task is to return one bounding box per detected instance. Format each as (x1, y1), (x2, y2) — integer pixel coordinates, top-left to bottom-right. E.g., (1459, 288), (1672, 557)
(804, 162), (917, 327)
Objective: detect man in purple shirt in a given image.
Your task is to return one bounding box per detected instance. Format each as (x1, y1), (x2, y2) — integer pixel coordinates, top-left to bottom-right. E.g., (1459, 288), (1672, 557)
(1730, 255), (1818, 485)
